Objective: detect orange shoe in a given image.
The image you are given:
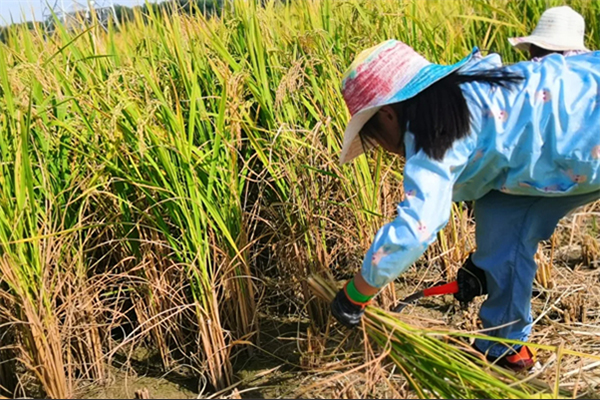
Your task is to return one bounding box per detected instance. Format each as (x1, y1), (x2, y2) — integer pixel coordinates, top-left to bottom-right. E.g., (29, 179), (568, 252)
(489, 345), (536, 372)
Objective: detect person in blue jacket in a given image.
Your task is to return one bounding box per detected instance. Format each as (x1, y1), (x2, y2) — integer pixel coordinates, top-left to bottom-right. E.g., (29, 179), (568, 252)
(331, 39), (600, 371)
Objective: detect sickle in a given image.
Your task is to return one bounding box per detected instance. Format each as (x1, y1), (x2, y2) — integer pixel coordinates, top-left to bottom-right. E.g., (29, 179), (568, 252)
(393, 281), (459, 313)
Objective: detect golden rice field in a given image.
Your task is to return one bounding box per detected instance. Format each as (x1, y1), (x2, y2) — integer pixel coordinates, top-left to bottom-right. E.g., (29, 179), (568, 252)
(0, 0), (599, 398)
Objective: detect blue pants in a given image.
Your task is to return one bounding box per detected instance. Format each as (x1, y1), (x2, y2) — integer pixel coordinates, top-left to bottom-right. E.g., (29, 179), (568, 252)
(472, 190), (600, 357)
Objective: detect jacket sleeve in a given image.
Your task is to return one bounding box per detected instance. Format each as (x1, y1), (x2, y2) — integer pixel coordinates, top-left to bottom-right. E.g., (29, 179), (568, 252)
(360, 133), (474, 288)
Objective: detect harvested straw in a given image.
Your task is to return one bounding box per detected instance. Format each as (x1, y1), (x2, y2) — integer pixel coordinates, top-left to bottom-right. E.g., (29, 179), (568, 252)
(308, 274), (557, 399)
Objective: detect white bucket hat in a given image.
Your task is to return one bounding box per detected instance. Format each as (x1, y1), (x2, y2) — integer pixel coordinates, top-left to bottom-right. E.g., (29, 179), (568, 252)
(509, 6), (589, 52)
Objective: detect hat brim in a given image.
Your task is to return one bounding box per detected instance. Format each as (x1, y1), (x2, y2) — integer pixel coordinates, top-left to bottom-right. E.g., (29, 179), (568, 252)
(508, 36), (589, 52)
(339, 48), (478, 164)
(339, 106), (380, 164)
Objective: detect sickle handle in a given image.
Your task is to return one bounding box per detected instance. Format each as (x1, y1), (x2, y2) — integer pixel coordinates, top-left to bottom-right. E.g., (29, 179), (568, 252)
(423, 280), (459, 297)
(393, 281), (460, 313)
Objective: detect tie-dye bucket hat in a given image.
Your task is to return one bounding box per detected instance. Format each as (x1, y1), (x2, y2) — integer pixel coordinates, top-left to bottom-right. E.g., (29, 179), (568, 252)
(340, 40), (477, 164)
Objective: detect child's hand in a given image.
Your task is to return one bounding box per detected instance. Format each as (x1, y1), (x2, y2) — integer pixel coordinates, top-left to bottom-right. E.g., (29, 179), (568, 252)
(330, 288), (367, 328)
(454, 255), (488, 304)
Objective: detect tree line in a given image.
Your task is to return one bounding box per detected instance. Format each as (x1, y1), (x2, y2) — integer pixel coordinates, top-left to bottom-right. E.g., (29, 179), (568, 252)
(0, 0), (224, 42)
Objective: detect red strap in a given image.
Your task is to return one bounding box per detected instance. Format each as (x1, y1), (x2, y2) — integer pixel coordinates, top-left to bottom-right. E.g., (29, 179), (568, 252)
(423, 281), (459, 296)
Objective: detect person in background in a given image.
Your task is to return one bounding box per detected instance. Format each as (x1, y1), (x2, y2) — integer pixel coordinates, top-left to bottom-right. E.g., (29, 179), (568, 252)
(461, 5), (591, 215)
(330, 39), (600, 372)
(509, 6), (589, 60)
